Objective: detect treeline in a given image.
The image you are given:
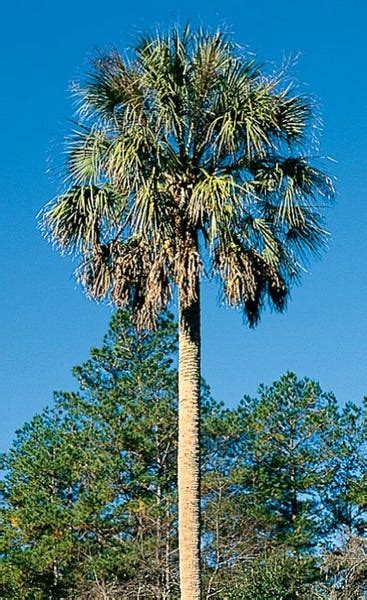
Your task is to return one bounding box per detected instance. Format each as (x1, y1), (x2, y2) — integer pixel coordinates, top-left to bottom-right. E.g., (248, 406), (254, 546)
(0, 311), (366, 599)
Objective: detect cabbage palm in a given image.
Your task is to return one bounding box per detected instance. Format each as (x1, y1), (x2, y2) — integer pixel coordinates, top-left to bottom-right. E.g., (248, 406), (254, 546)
(41, 27), (333, 599)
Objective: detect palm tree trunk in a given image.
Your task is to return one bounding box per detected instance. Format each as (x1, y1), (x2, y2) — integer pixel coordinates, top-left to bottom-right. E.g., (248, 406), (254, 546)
(178, 279), (201, 599)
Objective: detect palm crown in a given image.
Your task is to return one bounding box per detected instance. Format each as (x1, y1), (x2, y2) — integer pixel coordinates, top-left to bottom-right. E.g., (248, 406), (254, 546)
(42, 27), (334, 327)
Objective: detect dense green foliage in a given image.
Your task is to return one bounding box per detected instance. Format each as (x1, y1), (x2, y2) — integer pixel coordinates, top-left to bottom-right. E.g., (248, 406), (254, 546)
(1, 311), (366, 598)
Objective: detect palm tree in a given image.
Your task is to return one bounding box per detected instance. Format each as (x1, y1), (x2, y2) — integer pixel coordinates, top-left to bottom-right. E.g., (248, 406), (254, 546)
(41, 27), (333, 599)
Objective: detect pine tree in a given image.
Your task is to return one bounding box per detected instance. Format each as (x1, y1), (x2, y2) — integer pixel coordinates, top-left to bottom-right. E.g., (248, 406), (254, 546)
(0, 310), (180, 598)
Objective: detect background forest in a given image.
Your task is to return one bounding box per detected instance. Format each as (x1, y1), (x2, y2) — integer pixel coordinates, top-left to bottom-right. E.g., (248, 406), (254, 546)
(1, 311), (365, 599)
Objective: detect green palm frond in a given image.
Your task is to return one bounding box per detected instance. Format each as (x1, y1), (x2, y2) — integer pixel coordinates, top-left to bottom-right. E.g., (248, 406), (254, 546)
(244, 217), (282, 266)
(75, 52), (142, 124)
(274, 91), (313, 142)
(107, 125), (155, 189)
(67, 127), (111, 185)
(189, 171), (240, 231)
(285, 207), (328, 260)
(131, 173), (173, 235)
(42, 185), (123, 253)
(250, 156), (333, 201)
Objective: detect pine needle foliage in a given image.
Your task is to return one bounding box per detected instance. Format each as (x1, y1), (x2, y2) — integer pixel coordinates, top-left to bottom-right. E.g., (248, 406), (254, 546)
(41, 26), (334, 327)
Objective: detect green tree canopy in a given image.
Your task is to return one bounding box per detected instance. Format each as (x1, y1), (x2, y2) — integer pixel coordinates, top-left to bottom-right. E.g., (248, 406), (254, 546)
(42, 27), (334, 327)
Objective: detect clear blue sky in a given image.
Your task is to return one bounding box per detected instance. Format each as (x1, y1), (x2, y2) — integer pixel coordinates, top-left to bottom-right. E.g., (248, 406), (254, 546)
(1, 0), (366, 450)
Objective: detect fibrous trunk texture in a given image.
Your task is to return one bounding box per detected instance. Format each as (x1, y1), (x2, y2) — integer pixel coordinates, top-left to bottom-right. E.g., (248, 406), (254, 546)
(178, 281), (201, 599)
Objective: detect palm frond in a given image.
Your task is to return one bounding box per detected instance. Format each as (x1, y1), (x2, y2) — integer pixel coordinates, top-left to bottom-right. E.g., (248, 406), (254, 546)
(75, 52), (142, 124)
(274, 91), (313, 143)
(188, 171), (241, 233)
(42, 185), (123, 253)
(214, 238), (288, 326)
(67, 126), (110, 186)
(174, 239), (202, 307)
(250, 156), (334, 202)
